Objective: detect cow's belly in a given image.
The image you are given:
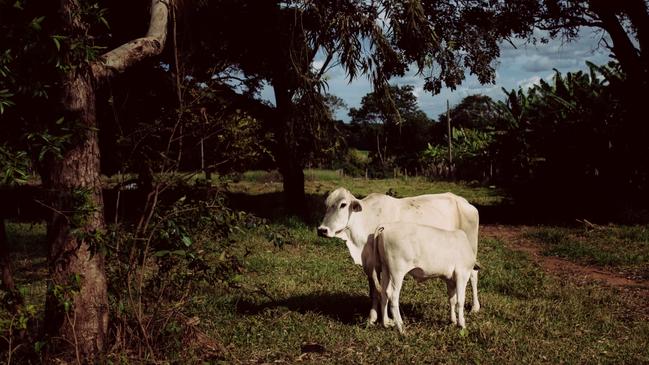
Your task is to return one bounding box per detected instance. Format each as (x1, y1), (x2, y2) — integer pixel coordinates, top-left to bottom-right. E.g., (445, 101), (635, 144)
(408, 267), (451, 282)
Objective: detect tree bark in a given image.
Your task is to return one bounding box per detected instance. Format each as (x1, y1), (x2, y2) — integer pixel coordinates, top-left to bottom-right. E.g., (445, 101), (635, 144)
(278, 156), (307, 217)
(90, 0), (170, 81)
(41, 0), (172, 360)
(620, 0), (649, 71)
(272, 83), (308, 217)
(590, 0), (645, 83)
(43, 63), (108, 360)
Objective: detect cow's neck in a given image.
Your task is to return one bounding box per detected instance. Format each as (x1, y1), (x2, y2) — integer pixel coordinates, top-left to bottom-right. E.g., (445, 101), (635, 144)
(345, 211), (378, 266)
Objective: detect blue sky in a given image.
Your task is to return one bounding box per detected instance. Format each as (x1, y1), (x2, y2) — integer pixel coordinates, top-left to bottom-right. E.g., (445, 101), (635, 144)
(261, 28), (611, 122)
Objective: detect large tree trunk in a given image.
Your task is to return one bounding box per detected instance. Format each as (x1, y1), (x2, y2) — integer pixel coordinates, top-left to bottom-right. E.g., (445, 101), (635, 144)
(273, 83), (308, 217)
(590, 0), (645, 84)
(590, 0), (649, 201)
(42, 65), (108, 360)
(41, 0), (172, 360)
(278, 155), (307, 217)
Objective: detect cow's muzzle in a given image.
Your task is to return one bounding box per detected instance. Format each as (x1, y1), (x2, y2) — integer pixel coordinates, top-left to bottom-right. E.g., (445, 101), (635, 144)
(317, 227), (330, 237)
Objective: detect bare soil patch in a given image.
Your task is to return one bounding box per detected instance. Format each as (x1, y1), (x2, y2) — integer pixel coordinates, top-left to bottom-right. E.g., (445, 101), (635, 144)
(482, 224), (649, 321)
(481, 224), (649, 289)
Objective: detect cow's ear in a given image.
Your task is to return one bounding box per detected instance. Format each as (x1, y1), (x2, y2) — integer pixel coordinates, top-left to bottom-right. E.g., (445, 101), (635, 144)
(351, 200), (362, 212)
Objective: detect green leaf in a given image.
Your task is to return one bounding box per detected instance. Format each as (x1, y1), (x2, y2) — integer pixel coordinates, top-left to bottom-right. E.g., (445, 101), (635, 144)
(19, 285), (28, 296)
(100, 16), (110, 29)
(34, 341), (45, 353)
(30, 16), (45, 31)
(51, 35), (65, 51)
(19, 316), (28, 329)
(26, 304), (36, 315)
(171, 250), (187, 257)
(154, 250), (170, 257)
(181, 235), (192, 247)
(73, 273), (81, 287)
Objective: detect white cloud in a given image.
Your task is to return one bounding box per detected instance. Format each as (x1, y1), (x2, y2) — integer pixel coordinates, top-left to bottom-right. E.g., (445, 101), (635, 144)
(521, 54), (555, 72)
(517, 75), (542, 90)
(411, 84), (424, 99)
(311, 60), (325, 73)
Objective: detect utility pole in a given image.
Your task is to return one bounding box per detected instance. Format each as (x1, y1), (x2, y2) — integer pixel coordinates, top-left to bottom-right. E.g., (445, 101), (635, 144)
(200, 137), (205, 173)
(446, 99), (453, 178)
(200, 108), (211, 182)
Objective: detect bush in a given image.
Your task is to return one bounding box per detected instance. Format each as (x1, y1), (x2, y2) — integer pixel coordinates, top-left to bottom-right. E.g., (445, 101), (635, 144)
(421, 128), (494, 181)
(105, 190), (262, 361)
(334, 149), (369, 177)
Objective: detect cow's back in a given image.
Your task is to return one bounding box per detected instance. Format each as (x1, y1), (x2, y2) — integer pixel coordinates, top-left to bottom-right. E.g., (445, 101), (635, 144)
(362, 192), (478, 254)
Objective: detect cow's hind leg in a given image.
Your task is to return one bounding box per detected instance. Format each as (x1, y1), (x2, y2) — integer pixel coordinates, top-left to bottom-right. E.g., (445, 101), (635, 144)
(387, 273), (406, 334)
(455, 271), (469, 328)
(380, 269), (395, 328)
(470, 269), (480, 313)
(367, 276), (380, 325)
(446, 279), (457, 326)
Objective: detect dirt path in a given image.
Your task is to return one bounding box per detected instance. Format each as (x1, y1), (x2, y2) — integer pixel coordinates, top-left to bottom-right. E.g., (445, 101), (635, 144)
(481, 224), (649, 290)
(482, 224), (649, 320)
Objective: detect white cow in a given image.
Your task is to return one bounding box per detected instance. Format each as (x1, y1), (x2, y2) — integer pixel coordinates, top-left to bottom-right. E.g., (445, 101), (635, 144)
(374, 223), (476, 334)
(317, 187), (480, 324)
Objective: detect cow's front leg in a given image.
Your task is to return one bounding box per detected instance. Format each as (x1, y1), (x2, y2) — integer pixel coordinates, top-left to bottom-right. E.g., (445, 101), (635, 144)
(367, 276), (380, 325)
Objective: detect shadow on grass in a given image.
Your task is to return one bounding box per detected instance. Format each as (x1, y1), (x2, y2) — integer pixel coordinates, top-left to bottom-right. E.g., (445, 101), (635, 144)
(235, 291), (420, 325)
(5, 222), (48, 258)
(225, 191), (327, 225)
(226, 188), (649, 226)
(225, 190), (570, 226)
(4, 182), (646, 228)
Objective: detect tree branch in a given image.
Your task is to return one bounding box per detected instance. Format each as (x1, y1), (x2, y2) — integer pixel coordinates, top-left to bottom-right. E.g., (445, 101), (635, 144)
(91, 0), (172, 80)
(314, 51), (334, 82)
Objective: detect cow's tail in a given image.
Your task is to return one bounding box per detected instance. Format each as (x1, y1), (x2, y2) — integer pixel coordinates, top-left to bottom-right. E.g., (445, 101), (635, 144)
(456, 196), (479, 258)
(371, 226), (385, 293)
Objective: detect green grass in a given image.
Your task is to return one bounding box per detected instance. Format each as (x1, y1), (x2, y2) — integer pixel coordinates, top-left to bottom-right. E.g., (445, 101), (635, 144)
(2, 222), (48, 321)
(3, 177), (648, 363)
(100, 169), (506, 206)
(196, 227), (649, 364)
(228, 169), (506, 206)
(526, 225), (649, 279)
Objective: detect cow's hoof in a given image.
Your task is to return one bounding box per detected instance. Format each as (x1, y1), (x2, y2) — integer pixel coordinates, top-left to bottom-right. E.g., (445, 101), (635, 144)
(383, 318), (395, 328)
(368, 310), (378, 324)
(471, 304), (481, 313)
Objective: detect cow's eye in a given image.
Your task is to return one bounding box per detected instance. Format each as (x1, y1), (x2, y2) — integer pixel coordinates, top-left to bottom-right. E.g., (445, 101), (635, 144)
(340, 203), (347, 209)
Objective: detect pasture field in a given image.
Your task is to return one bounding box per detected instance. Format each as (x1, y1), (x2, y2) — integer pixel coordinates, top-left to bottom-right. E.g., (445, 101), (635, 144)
(231, 169), (506, 206)
(2, 172), (648, 363)
(203, 223), (649, 364)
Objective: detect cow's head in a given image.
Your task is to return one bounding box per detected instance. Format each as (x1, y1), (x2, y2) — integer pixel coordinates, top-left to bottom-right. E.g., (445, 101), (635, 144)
(317, 187), (362, 238)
